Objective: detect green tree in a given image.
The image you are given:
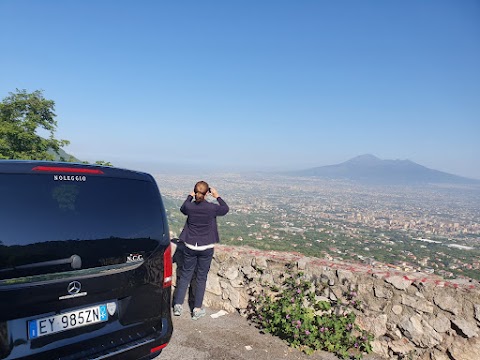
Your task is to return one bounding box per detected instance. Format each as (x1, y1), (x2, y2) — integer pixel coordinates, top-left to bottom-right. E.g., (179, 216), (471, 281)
(94, 160), (113, 166)
(0, 89), (69, 160)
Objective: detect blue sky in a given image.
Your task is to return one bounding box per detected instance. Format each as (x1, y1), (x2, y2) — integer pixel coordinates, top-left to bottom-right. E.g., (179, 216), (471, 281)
(1, 1), (479, 178)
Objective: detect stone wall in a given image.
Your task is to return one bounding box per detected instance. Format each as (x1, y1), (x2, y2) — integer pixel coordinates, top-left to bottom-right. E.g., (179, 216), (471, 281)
(171, 244), (480, 360)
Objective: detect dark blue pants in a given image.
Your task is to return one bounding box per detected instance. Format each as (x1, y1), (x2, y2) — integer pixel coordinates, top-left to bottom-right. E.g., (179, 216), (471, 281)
(173, 246), (214, 309)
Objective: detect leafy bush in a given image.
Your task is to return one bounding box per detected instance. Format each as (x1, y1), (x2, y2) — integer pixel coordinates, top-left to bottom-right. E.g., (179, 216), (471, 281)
(249, 272), (373, 359)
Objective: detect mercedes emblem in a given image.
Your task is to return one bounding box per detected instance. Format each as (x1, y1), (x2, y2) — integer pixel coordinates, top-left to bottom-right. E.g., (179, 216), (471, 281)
(67, 281), (82, 295)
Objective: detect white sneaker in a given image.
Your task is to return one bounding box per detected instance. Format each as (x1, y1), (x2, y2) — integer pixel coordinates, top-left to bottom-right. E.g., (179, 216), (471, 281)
(173, 304), (183, 316)
(192, 308), (206, 320)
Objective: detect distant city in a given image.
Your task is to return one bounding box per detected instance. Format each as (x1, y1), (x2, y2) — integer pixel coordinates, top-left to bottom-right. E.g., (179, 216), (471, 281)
(157, 173), (480, 281)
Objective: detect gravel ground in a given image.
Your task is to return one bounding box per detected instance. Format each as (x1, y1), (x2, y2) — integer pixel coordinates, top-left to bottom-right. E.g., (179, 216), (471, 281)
(156, 306), (386, 360)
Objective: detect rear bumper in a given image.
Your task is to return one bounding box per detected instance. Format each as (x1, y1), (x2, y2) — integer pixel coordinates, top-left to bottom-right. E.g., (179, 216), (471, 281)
(4, 317), (172, 360)
(82, 319), (172, 360)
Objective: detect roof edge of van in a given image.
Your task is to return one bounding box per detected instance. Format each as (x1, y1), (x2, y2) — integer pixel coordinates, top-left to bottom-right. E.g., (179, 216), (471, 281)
(0, 160), (154, 181)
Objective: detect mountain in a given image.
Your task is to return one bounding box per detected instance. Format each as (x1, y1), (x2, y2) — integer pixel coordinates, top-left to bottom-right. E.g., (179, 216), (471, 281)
(290, 154), (480, 185)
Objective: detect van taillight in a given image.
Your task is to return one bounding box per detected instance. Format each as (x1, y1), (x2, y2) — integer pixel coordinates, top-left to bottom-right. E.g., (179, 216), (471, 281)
(163, 244), (172, 288)
(150, 343), (168, 353)
(32, 166), (104, 174)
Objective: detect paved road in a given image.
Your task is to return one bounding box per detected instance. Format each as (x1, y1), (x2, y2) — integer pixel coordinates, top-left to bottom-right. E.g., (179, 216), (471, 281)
(156, 307), (384, 360)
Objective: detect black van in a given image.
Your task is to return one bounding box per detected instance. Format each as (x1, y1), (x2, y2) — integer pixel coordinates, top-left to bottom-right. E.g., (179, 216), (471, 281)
(0, 161), (173, 360)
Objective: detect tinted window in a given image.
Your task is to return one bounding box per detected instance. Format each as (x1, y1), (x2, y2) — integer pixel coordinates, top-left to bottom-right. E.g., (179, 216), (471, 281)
(0, 173), (166, 279)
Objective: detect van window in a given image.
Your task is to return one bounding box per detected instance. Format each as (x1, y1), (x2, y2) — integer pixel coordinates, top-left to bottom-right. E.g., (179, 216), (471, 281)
(0, 173), (166, 281)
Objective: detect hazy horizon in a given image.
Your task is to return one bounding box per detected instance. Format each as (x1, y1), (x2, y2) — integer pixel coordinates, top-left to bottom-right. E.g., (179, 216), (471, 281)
(113, 154), (480, 181)
(1, 1), (478, 179)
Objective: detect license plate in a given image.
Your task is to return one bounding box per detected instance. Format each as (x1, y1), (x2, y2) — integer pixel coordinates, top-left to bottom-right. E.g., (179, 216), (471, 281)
(28, 304), (109, 339)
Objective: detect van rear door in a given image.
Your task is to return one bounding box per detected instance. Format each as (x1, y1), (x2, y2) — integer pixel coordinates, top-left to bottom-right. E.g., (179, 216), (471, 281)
(0, 163), (172, 360)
